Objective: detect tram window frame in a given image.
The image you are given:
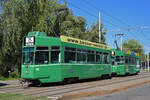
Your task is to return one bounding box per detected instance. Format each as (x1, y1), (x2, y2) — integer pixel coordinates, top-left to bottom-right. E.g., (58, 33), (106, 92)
(133, 57), (135, 64)
(111, 56), (115, 65)
(129, 57), (132, 64)
(51, 46), (61, 63)
(115, 56), (124, 65)
(96, 52), (102, 64)
(135, 58), (137, 65)
(64, 47), (76, 63)
(115, 56), (120, 65)
(125, 56), (129, 64)
(131, 57), (133, 64)
(35, 46), (49, 65)
(120, 56), (124, 65)
(132, 57), (135, 64)
(76, 49), (87, 63)
(36, 47), (49, 51)
(128, 57), (131, 64)
(136, 58), (140, 65)
(87, 50), (95, 63)
(115, 56), (120, 62)
(103, 53), (109, 64)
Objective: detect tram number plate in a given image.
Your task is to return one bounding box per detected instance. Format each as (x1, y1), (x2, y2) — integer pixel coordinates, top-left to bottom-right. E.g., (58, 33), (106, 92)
(25, 37), (35, 46)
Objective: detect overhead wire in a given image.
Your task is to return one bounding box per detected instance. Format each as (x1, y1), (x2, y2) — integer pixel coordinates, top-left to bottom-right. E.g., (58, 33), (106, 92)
(60, 0), (150, 52)
(79, 0), (149, 40)
(60, 0), (121, 28)
(82, 0), (131, 27)
(82, 0), (150, 50)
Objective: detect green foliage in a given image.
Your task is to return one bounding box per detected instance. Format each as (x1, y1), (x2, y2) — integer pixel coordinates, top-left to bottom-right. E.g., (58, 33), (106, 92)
(10, 71), (20, 78)
(0, 93), (49, 100)
(0, 75), (5, 80)
(0, 33), (3, 49)
(85, 22), (106, 44)
(123, 39), (145, 61)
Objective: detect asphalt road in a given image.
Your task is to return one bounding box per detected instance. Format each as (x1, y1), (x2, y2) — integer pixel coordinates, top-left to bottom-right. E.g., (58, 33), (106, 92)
(81, 83), (150, 100)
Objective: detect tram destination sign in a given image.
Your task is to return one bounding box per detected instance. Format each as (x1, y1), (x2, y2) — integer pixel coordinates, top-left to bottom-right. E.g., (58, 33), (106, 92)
(60, 35), (110, 50)
(24, 37), (35, 46)
(125, 50), (139, 56)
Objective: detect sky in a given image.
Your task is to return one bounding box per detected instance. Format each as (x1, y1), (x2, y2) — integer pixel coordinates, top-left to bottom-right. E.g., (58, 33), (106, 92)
(0, 0), (150, 54)
(61, 0), (150, 54)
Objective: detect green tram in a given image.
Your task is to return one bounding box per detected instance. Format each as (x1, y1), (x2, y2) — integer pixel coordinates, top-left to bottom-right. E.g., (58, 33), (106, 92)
(21, 31), (112, 84)
(111, 49), (140, 76)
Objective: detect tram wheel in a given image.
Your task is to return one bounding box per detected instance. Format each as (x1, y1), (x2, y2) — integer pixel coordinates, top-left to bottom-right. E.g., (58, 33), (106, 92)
(18, 79), (29, 89)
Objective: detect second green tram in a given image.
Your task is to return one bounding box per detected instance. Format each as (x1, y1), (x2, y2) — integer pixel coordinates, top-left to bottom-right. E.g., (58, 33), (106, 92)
(21, 31), (112, 84)
(111, 49), (140, 76)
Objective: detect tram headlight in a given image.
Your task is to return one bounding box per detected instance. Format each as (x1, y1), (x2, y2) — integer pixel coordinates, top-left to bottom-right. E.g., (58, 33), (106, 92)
(36, 68), (39, 71)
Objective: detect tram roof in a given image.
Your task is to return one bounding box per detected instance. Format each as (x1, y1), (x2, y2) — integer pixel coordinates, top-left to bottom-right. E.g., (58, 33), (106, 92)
(25, 32), (110, 50)
(111, 49), (139, 57)
(60, 35), (110, 50)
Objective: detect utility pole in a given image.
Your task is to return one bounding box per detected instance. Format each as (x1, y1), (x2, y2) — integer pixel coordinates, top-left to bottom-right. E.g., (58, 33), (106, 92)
(115, 33), (124, 51)
(145, 55), (146, 70)
(148, 53), (149, 70)
(99, 11), (101, 43)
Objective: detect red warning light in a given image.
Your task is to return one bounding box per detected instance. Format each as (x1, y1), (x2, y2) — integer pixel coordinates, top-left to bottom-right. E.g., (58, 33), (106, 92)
(112, 51), (115, 56)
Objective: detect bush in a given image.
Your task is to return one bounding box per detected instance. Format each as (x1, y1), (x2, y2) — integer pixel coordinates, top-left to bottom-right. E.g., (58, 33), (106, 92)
(0, 75), (5, 80)
(10, 72), (20, 78)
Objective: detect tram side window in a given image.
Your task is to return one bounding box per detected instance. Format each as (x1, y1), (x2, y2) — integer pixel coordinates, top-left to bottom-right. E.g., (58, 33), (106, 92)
(104, 53), (109, 64)
(128, 57), (131, 64)
(130, 57), (133, 64)
(120, 56), (124, 64)
(111, 56), (115, 65)
(132, 57), (135, 64)
(51, 46), (60, 63)
(135, 58), (137, 65)
(115, 56), (124, 65)
(65, 47), (76, 63)
(87, 50), (95, 63)
(35, 47), (49, 65)
(96, 52), (102, 64)
(136, 58), (140, 65)
(129, 57), (132, 64)
(115, 56), (120, 62)
(115, 56), (120, 65)
(134, 58), (137, 65)
(77, 49), (87, 63)
(125, 56), (129, 64)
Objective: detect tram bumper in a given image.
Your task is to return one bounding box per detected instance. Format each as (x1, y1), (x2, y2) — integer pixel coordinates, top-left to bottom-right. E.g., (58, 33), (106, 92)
(21, 65), (36, 79)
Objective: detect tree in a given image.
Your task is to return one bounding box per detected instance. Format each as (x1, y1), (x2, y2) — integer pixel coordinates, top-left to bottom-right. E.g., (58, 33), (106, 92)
(0, 32), (3, 50)
(123, 39), (145, 61)
(0, 14), (4, 51)
(85, 21), (106, 44)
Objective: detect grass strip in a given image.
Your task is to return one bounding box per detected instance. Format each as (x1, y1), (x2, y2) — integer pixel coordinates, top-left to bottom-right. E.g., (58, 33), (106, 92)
(0, 93), (50, 100)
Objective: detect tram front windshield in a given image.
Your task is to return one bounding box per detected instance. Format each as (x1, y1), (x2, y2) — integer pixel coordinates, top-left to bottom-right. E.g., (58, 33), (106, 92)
(115, 56), (124, 65)
(22, 47), (34, 65)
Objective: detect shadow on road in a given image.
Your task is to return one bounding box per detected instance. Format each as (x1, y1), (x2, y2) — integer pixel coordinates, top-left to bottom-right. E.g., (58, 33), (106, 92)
(0, 83), (8, 87)
(29, 77), (109, 87)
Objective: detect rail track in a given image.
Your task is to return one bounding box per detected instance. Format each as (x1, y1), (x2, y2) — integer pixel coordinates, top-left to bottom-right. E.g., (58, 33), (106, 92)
(0, 70), (150, 98)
